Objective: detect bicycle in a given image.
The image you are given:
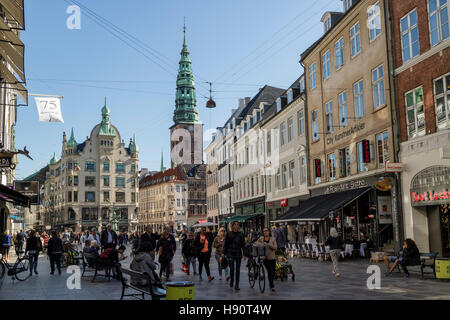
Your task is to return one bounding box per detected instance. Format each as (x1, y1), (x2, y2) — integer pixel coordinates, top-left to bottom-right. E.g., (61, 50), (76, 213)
(0, 248), (31, 287)
(247, 244), (266, 293)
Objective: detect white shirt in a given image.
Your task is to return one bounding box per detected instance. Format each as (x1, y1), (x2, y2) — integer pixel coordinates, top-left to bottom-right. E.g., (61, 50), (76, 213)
(107, 231), (113, 243)
(88, 234), (100, 243)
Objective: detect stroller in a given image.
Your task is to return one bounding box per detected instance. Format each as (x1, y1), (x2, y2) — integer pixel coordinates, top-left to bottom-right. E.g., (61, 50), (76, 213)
(274, 249), (295, 281)
(61, 240), (81, 267)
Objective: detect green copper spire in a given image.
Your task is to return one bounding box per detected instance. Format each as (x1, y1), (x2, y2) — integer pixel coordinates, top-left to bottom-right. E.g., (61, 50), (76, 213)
(160, 151), (164, 172)
(129, 134), (138, 152)
(99, 97), (116, 136)
(67, 128), (77, 148)
(49, 152), (58, 165)
(173, 25), (200, 125)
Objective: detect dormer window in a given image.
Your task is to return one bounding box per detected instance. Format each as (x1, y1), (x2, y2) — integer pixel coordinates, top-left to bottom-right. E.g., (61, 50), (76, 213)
(276, 98), (282, 112)
(287, 89), (293, 104)
(324, 16), (331, 33)
(343, 0), (353, 12)
(300, 77), (305, 92)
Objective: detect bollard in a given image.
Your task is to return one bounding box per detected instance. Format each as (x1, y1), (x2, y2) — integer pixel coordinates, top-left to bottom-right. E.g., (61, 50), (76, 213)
(166, 281), (195, 300)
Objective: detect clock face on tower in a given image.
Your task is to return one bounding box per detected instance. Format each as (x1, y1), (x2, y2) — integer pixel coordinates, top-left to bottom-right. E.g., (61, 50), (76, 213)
(188, 126), (194, 132)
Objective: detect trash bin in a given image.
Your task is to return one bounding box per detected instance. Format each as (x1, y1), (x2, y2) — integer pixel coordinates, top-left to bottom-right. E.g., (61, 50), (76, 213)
(166, 281), (195, 300)
(435, 258), (450, 279)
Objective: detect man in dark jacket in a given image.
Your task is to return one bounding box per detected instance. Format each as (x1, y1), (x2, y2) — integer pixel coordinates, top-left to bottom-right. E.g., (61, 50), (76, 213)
(16, 229), (25, 251)
(182, 231), (198, 275)
(223, 221), (246, 290)
(100, 224), (118, 251)
(157, 227), (176, 254)
(47, 230), (63, 275)
(139, 226), (159, 258)
(273, 223), (286, 252)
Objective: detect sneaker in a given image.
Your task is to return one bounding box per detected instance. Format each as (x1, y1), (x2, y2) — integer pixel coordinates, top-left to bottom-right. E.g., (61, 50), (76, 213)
(226, 276), (230, 282)
(199, 276), (203, 281)
(271, 288), (276, 292)
(58, 270), (61, 275)
(235, 286), (240, 291)
(50, 272), (54, 275)
(208, 276), (214, 282)
(230, 281), (234, 288)
(219, 276), (222, 280)
(384, 272), (392, 277)
(405, 274), (410, 278)
(35, 271), (39, 275)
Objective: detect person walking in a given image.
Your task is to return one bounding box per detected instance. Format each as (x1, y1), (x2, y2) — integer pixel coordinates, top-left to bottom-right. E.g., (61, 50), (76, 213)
(2, 230), (12, 262)
(88, 228), (101, 243)
(139, 226), (159, 259)
(101, 224), (118, 251)
(47, 231), (63, 275)
(118, 232), (124, 247)
(25, 230), (43, 276)
(325, 227), (343, 278)
(157, 230), (176, 281)
(194, 227), (214, 282)
(273, 223), (286, 253)
(256, 227), (277, 292)
(223, 221), (246, 290)
(179, 229), (187, 250)
(16, 229), (25, 251)
(213, 227), (229, 281)
(182, 231), (198, 276)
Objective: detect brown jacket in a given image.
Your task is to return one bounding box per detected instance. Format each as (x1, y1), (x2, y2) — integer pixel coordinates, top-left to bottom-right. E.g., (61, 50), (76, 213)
(256, 236), (277, 260)
(213, 236), (225, 255)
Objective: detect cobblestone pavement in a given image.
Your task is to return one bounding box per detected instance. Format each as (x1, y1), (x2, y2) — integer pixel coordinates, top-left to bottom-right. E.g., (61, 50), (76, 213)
(1, 243), (449, 300)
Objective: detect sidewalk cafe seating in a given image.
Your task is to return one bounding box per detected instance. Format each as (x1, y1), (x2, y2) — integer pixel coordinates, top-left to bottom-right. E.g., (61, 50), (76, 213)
(81, 252), (115, 282)
(117, 264), (166, 300)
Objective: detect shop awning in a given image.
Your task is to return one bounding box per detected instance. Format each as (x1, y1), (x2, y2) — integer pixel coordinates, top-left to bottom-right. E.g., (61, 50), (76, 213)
(272, 187), (371, 223)
(0, 184), (30, 207)
(220, 213), (264, 224)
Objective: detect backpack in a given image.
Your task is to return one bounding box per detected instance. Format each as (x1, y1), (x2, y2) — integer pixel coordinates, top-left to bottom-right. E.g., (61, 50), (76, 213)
(100, 248), (113, 259)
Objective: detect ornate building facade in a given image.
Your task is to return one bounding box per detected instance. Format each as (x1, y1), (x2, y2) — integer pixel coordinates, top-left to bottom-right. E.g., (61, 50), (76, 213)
(42, 100), (139, 232)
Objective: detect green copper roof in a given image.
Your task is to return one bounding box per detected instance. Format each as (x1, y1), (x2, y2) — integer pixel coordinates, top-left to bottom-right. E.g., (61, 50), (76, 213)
(99, 97), (116, 136)
(67, 128), (78, 148)
(49, 152), (58, 165)
(129, 135), (138, 152)
(173, 28), (200, 125)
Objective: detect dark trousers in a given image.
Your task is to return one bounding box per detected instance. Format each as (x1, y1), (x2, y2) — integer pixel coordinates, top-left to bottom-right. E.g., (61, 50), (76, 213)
(263, 259), (276, 289)
(198, 252), (211, 277)
(400, 261), (410, 275)
(29, 252), (39, 273)
(50, 253), (62, 273)
(159, 259), (171, 278)
(104, 243), (115, 250)
(228, 257), (242, 286)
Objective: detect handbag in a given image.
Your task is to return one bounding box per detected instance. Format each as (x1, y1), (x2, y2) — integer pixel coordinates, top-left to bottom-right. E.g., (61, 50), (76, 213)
(181, 263), (189, 274)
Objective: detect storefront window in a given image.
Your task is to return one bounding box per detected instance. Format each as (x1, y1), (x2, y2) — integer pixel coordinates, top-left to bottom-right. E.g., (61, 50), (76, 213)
(339, 147), (351, 177)
(406, 87), (425, 138)
(434, 73), (450, 129)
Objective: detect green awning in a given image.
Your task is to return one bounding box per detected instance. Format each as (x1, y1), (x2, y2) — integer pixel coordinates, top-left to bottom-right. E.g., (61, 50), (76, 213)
(219, 213), (264, 224)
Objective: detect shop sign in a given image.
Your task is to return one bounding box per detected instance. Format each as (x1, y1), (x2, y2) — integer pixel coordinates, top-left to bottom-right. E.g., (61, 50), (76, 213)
(325, 179), (368, 194)
(280, 199), (288, 207)
(326, 122), (365, 145)
(373, 178), (394, 191)
(378, 196), (392, 224)
(385, 162), (403, 173)
(0, 156), (13, 168)
(267, 202), (273, 207)
(411, 188), (450, 206)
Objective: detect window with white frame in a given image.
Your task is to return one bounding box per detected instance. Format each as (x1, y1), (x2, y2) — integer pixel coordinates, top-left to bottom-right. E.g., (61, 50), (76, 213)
(401, 8), (420, 63)
(328, 153), (336, 181)
(368, 2), (382, 41)
(406, 87), (425, 138)
(324, 16), (331, 33)
(288, 117), (294, 142)
(372, 65), (385, 109)
(289, 161), (295, 187)
(344, 0), (353, 11)
(354, 80), (365, 118)
(376, 131), (390, 168)
(357, 142), (368, 172)
(300, 78), (305, 92)
(287, 89), (293, 103)
(276, 98), (282, 112)
(299, 156), (307, 185)
(434, 73), (450, 129)
(339, 91), (348, 126)
(275, 168), (280, 189)
(335, 37), (344, 69)
(274, 129), (279, 150)
(309, 63), (316, 90)
(350, 22), (361, 57)
(280, 122), (286, 146)
(323, 50), (331, 80)
(298, 110), (305, 135)
(325, 101), (333, 133)
(282, 163), (288, 189)
(339, 147), (351, 177)
(312, 110), (319, 141)
(428, 0), (449, 47)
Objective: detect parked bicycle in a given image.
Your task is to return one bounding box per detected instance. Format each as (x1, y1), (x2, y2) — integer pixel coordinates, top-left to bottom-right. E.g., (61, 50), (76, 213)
(247, 244), (266, 293)
(0, 248), (31, 287)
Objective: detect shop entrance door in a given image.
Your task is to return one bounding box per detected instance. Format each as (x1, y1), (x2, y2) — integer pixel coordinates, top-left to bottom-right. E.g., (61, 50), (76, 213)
(440, 204), (450, 257)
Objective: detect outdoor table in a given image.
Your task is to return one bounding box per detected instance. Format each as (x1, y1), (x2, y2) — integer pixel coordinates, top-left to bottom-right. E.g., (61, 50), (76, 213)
(344, 244), (353, 257)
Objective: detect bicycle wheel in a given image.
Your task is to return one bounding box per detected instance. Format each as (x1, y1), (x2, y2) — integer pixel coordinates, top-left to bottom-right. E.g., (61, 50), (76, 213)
(0, 262), (5, 288)
(248, 261), (256, 288)
(14, 257), (31, 281)
(258, 263), (265, 293)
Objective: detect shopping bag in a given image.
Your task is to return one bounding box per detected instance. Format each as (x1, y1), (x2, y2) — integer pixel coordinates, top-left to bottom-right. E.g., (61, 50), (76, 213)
(182, 263), (189, 274)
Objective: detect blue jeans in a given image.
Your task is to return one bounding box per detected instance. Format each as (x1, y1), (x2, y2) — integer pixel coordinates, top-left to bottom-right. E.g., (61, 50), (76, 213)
(29, 252), (39, 273)
(228, 257), (242, 286)
(215, 254), (229, 277)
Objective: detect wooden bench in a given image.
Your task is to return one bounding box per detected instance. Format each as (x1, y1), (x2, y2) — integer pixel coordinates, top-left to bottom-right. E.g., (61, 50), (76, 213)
(396, 252), (438, 278)
(82, 252), (116, 282)
(117, 265), (166, 300)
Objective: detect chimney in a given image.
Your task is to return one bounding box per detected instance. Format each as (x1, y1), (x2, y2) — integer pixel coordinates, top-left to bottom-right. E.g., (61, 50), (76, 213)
(231, 108), (237, 115)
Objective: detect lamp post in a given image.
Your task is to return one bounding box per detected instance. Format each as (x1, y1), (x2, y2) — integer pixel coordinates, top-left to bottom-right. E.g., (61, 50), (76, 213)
(109, 203), (120, 232)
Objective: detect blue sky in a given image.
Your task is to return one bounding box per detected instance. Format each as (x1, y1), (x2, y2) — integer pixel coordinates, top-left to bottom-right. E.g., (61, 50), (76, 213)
(15, 0), (342, 179)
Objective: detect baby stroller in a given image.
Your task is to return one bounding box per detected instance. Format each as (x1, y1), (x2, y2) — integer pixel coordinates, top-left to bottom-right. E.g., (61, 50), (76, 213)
(274, 250), (295, 281)
(61, 240), (81, 268)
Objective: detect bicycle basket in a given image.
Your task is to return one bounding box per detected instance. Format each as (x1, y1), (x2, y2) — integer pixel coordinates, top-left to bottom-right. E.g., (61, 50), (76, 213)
(252, 244), (266, 257)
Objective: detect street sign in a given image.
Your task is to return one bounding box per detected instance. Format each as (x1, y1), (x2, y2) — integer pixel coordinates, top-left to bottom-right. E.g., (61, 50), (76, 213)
(14, 181), (40, 205)
(0, 156), (13, 168)
(385, 162), (403, 173)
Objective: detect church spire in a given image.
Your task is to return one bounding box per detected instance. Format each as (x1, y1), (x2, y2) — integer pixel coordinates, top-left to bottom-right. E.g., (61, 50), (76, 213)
(160, 151), (164, 172)
(173, 24), (200, 125)
(99, 97), (116, 136)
